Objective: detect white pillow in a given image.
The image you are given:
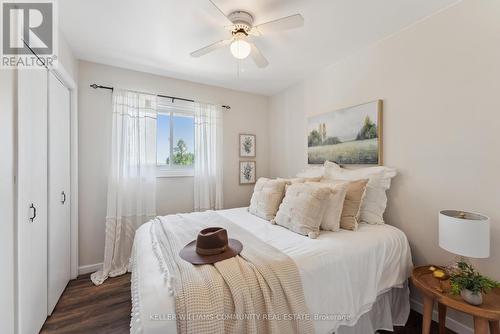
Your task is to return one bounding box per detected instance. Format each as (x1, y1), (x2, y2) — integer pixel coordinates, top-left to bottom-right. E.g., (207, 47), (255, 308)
(295, 165), (325, 178)
(277, 176), (322, 184)
(306, 182), (347, 232)
(323, 161), (397, 224)
(272, 183), (332, 239)
(248, 178), (287, 221)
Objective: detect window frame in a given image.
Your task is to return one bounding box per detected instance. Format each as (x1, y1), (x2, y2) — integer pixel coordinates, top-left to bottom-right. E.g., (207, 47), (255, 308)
(156, 103), (195, 178)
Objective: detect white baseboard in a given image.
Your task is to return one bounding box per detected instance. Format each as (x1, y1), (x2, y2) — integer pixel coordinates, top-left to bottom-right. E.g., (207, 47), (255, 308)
(78, 262), (103, 276)
(410, 298), (473, 334)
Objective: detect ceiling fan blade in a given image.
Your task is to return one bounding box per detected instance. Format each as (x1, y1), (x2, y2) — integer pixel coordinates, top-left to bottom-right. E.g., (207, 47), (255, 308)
(208, 0), (233, 25)
(253, 14), (304, 34)
(247, 28), (261, 37)
(250, 43), (269, 68)
(190, 39), (232, 57)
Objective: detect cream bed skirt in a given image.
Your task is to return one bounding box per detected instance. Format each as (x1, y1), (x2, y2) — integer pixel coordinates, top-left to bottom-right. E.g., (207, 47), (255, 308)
(335, 283), (410, 334)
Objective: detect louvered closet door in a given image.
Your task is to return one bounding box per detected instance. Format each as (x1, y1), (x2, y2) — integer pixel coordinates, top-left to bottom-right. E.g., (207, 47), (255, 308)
(47, 72), (71, 315)
(17, 68), (48, 334)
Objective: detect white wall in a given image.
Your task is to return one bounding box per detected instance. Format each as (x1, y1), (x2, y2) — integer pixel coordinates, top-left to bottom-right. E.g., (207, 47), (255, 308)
(78, 61), (269, 267)
(0, 69), (16, 334)
(268, 0), (500, 331)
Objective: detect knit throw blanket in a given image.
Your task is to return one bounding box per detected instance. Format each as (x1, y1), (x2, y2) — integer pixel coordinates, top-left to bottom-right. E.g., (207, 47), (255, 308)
(150, 211), (314, 334)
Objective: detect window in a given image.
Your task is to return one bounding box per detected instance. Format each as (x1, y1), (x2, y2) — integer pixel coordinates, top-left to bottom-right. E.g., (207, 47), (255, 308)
(156, 99), (195, 177)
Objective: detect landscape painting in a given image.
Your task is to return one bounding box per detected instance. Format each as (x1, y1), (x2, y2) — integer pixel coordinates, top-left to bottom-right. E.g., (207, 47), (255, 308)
(307, 100), (382, 165)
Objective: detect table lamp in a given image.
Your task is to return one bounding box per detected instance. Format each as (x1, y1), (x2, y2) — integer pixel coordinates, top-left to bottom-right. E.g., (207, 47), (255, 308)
(439, 210), (490, 258)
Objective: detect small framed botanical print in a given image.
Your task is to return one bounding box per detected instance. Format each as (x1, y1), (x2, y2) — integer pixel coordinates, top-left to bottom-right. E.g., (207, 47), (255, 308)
(239, 161), (256, 185)
(239, 134), (256, 157)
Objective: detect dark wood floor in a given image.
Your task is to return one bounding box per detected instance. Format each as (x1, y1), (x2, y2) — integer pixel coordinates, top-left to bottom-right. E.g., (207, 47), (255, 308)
(41, 274), (455, 334)
(41, 274), (131, 334)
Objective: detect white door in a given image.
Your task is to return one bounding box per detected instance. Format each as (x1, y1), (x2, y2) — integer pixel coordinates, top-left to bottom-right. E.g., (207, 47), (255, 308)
(47, 72), (71, 315)
(17, 68), (48, 334)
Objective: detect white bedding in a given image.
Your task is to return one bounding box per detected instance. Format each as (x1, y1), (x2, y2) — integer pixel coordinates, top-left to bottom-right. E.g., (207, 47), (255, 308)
(131, 207), (413, 334)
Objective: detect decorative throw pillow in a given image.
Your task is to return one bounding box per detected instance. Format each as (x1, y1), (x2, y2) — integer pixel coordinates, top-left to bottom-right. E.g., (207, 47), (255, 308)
(306, 182), (348, 232)
(321, 178), (368, 230)
(323, 161), (397, 225)
(248, 178), (288, 220)
(272, 183), (332, 238)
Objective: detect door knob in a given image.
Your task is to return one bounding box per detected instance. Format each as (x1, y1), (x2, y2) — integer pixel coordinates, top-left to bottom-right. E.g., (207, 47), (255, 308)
(61, 191), (66, 204)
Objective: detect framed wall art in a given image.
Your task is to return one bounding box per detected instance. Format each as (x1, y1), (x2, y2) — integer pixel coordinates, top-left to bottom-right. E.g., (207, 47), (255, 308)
(239, 161), (256, 185)
(307, 100), (382, 165)
(239, 134), (256, 158)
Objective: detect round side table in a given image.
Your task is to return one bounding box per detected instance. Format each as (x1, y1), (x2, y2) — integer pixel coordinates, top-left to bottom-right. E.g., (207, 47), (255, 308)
(411, 266), (500, 334)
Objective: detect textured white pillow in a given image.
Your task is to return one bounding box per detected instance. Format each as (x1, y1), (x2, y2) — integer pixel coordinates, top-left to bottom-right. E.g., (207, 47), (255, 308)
(295, 165), (325, 178)
(248, 178), (288, 220)
(306, 182), (347, 232)
(272, 183), (332, 239)
(323, 161), (397, 225)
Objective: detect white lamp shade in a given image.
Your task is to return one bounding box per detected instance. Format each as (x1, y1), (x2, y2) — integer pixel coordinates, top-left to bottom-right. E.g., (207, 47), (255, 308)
(439, 210), (490, 258)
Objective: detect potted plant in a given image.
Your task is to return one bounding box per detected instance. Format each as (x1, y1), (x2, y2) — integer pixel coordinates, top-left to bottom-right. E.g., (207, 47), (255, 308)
(449, 261), (500, 306)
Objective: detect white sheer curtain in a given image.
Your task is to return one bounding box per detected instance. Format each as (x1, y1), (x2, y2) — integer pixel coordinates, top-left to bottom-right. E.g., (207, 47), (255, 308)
(193, 102), (223, 211)
(91, 90), (157, 285)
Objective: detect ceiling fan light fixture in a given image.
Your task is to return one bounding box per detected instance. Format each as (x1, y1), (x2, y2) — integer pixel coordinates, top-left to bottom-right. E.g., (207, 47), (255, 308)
(190, 4), (303, 68)
(230, 39), (251, 59)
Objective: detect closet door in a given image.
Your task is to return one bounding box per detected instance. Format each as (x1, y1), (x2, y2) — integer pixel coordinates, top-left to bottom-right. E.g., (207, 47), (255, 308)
(17, 68), (48, 334)
(47, 72), (71, 315)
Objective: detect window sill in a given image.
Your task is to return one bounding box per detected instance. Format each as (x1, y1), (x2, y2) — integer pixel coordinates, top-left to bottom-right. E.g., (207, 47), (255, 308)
(156, 168), (194, 178)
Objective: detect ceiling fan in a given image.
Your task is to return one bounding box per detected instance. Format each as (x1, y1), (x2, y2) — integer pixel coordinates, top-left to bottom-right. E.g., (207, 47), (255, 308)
(190, 1), (304, 68)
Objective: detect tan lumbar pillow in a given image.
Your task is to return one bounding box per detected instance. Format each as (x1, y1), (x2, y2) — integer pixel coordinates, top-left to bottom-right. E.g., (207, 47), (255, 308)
(248, 178), (288, 220)
(272, 183), (332, 239)
(320, 178), (368, 230)
(306, 182), (348, 232)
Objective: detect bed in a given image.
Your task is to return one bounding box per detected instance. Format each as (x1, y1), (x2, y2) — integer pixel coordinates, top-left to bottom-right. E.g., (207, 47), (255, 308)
(130, 207), (413, 334)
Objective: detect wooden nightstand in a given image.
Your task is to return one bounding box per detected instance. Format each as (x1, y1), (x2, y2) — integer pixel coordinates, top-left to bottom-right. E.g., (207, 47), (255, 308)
(411, 266), (500, 334)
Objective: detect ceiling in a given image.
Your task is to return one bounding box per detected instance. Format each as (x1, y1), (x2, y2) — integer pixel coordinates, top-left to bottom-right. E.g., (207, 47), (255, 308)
(59, 0), (458, 95)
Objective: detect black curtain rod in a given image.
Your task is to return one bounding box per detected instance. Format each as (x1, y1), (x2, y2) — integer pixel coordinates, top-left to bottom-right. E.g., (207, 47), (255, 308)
(89, 83), (231, 110)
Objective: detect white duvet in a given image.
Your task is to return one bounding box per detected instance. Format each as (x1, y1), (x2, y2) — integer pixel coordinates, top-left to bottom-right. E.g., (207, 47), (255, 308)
(131, 207), (413, 334)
